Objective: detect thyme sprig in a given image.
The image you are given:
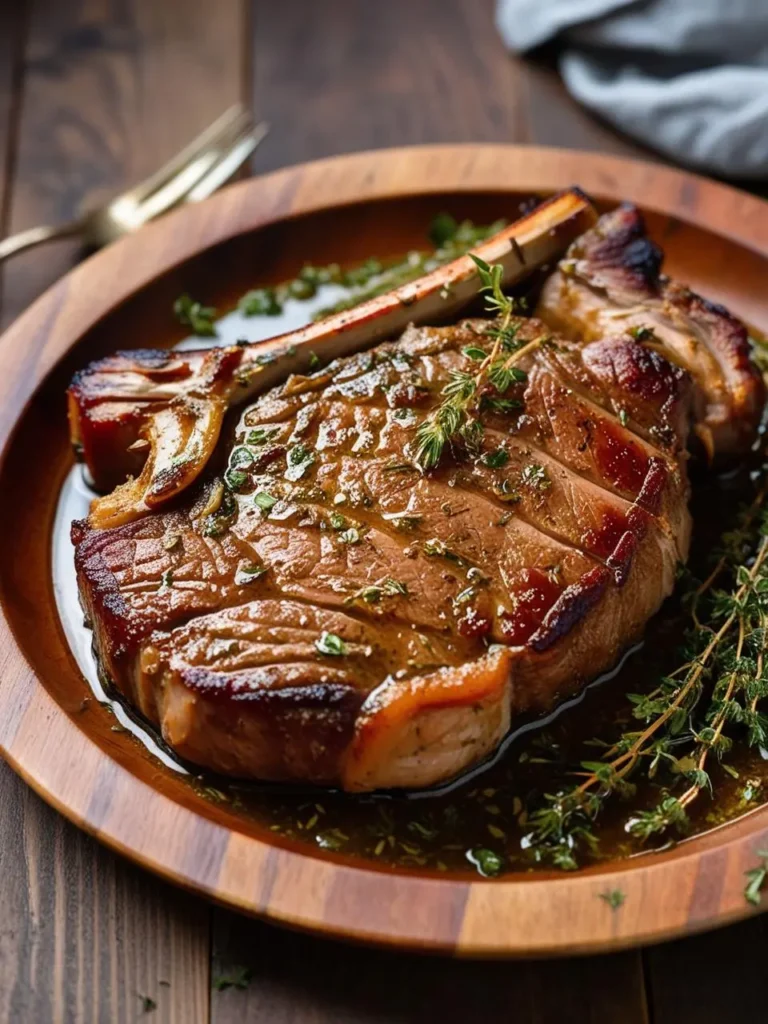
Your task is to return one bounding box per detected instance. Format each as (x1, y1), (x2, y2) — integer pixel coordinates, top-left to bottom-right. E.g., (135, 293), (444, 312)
(413, 255), (542, 471)
(525, 489), (768, 870)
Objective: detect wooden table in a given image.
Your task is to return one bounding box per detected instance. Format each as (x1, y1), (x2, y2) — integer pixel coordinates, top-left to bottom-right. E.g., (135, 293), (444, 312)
(2, 2), (768, 1021)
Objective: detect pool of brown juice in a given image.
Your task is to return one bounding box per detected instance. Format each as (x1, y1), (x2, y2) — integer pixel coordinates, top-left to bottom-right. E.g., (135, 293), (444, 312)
(211, 457), (768, 876)
(52, 250), (768, 879)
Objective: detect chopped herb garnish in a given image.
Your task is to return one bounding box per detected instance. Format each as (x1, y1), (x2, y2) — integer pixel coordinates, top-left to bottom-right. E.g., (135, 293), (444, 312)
(138, 994), (157, 1013)
(329, 512), (347, 530)
(160, 569), (174, 589)
(239, 287), (282, 317)
(254, 491), (278, 512)
(230, 446), (256, 468)
(285, 443), (315, 481)
(629, 325), (656, 342)
(619, 408), (629, 427)
(481, 448), (509, 469)
(212, 966), (253, 992)
(173, 294), (217, 336)
(599, 889), (626, 910)
(468, 847), (503, 877)
(429, 212), (458, 247)
(348, 578), (408, 604)
(246, 427), (277, 445)
(521, 463), (551, 490)
(315, 631), (349, 656)
(481, 396), (523, 416)
(235, 563), (267, 585)
(339, 527), (361, 545)
(462, 345), (488, 362)
(225, 468), (248, 490)
(308, 351), (321, 370)
(745, 851), (768, 906)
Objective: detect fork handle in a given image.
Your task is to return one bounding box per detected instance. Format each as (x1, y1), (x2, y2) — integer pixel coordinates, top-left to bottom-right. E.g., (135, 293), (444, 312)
(0, 219), (84, 261)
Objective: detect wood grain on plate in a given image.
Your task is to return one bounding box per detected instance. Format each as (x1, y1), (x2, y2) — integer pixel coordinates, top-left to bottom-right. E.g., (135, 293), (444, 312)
(1, 145), (768, 957)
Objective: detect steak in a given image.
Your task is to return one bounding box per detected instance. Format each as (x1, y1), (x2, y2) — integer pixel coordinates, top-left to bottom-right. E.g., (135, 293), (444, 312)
(74, 314), (693, 789)
(70, 204), (763, 791)
(538, 203), (763, 459)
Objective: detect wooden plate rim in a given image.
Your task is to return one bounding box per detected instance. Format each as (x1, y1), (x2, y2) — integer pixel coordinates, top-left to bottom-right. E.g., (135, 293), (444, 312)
(1, 144), (768, 957)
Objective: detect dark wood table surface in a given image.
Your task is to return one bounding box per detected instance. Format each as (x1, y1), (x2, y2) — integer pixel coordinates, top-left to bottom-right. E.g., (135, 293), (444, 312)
(2, 2), (768, 1021)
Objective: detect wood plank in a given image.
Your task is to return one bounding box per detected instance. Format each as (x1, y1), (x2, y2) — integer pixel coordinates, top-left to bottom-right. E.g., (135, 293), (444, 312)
(0, 766), (210, 1022)
(210, 912), (648, 1024)
(0, 0), (246, 1021)
(645, 916), (768, 1024)
(0, 2), (27, 240)
(1, 0), (247, 327)
(249, 0), (651, 175)
(250, 0), (528, 171)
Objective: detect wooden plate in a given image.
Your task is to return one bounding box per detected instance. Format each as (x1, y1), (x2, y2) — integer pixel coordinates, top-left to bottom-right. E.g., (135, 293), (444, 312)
(2, 145), (768, 958)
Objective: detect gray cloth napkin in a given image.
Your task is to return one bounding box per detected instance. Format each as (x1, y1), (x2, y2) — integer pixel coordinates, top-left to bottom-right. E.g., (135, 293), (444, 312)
(496, 0), (768, 177)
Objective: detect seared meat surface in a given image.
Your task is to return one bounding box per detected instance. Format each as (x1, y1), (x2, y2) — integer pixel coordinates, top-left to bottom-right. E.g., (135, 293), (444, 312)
(70, 205), (763, 791)
(74, 316), (691, 789)
(538, 204), (764, 459)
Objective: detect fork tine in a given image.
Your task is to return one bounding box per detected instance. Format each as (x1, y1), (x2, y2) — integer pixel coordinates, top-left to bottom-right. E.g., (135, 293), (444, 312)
(125, 103), (251, 204)
(133, 121), (268, 224)
(184, 123), (269, 203)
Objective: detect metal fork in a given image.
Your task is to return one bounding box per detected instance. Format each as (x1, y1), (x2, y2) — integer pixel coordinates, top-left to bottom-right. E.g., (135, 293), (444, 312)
(0, 104), (268, 261)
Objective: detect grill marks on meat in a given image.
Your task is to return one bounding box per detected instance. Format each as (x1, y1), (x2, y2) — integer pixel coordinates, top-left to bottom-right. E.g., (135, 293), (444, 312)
(537, 204), (764, 459)
(74, 312), (692, 789)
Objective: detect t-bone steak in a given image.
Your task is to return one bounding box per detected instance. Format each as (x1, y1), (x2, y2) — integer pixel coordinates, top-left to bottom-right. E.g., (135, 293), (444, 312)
(69, 203), (764, 791)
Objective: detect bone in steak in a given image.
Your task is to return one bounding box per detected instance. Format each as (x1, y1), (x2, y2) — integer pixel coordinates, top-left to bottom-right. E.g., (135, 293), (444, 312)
(70, 204), (763, 791)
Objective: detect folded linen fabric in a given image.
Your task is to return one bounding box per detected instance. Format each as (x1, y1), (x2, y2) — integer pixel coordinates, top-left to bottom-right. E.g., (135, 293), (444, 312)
(496, 0), (768, 177)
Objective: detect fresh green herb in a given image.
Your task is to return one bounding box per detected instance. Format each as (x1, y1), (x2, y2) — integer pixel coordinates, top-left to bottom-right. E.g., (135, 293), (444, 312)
(619, 408), (629, 427)
(288, 276), (316, 300)
(230, 446), (256, 469)
(423, 539), (447, 557)
(348, 578), (408, 604)
(138, 994), (157, 1013)
(329, 512), (347, 530)
(462, 345), (488, 361)
(599, 889), (626, 910)
(254, 491), (278, 512)
(468, 847), (503, 877)
(225, 468), (248, 490)
(481, 448), (509, 469)
(481, 396), (523, 416)
(239, 287), (282, 317)
(429, 212), (459, 247)
(524, 482), (768, 869)
(745, 850), (768, 906)
(629, 325), (656, 342)
(339, 527), (361, 545)
(285, 443), (315, 481)
(160, 569), (174, 589)
(315, 631), (349, 656)
(308, 351), (321, 370)
(413, 255), (542, 470)
(521, 463), (551, 490)
(212, 966), (254, 991)
(173, 294), (217, 336)
(246, 427), (277, 445)
(235, 563), (267, 584)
